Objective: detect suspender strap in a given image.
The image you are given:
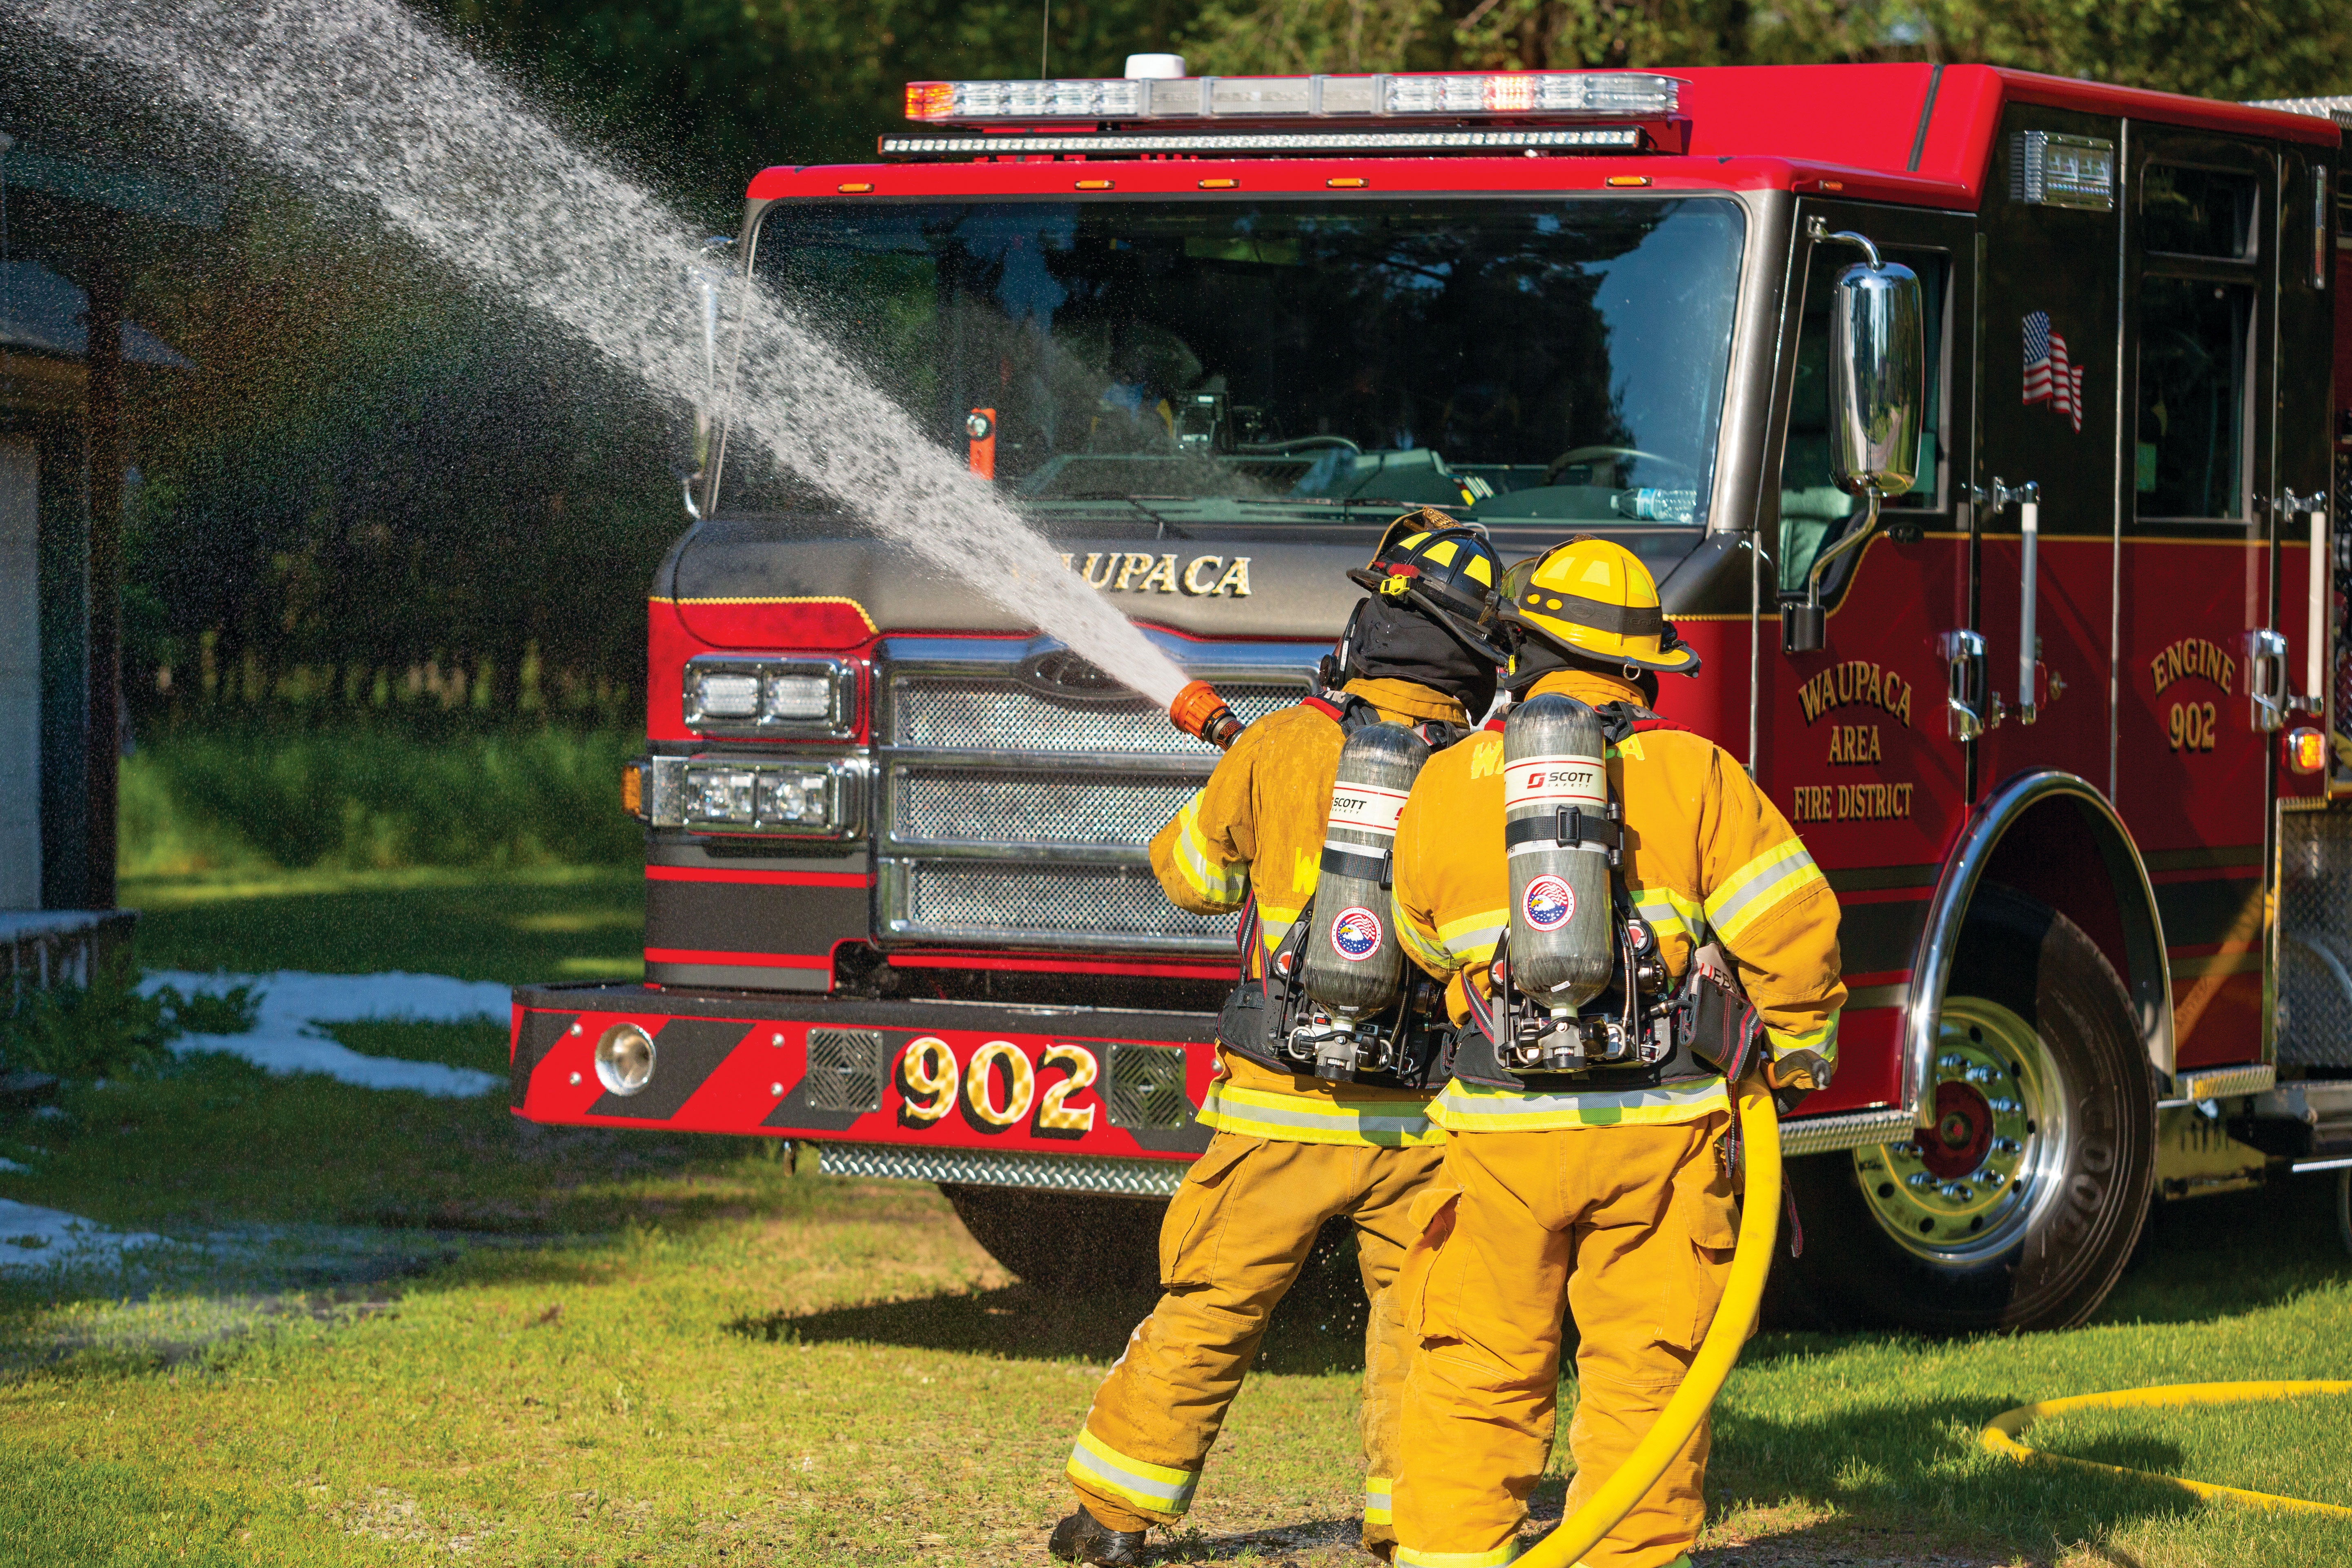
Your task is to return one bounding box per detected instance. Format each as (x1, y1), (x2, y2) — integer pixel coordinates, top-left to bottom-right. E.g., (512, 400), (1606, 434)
(1502, 808), (1621, 854)
(1319, 845), (1391, 883)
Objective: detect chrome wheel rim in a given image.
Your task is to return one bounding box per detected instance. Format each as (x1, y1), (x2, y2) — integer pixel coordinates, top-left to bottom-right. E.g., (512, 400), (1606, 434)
(1853, 996), (2073, 1265)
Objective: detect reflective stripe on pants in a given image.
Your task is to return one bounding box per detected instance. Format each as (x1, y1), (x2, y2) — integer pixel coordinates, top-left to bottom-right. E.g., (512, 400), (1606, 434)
(1067, 1132), (1444, 1550)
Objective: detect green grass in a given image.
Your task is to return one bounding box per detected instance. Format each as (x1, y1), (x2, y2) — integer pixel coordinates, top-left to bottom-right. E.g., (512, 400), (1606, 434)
(121, 723), (642, 877)
(124, 864), (644, 984)
(326, 1020), (512, 1075)
(2032, 1391), (2352, 1512)
(58, 783), (2352, 1564)
(1, 1025), (2348, 1566)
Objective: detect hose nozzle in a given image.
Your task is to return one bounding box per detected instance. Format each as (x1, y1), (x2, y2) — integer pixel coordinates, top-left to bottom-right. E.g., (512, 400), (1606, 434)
(1169, 679), (1244, 750)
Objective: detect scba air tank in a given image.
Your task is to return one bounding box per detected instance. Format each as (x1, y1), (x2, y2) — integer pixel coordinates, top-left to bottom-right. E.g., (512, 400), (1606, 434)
(1298, 722), (1431, 1074)
(1502, 694), (1618, 1021)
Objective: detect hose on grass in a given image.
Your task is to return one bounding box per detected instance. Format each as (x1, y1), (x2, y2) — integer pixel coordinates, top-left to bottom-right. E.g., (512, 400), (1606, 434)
(1980, 1382), (2352, 1519)
(1515, 1072), (1783, 1568)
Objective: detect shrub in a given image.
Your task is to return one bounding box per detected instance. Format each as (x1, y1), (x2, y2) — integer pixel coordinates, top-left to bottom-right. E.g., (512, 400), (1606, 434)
(1, 966), (180, 1081)
(121, 721), (642, 875)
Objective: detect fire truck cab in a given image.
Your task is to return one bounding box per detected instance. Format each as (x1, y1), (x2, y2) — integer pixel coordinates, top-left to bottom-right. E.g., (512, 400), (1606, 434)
(510, 62), (2351, 1333)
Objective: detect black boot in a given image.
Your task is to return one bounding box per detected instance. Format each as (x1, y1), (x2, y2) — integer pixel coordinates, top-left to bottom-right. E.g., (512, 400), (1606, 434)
(1048, 1504), (1148, 1565)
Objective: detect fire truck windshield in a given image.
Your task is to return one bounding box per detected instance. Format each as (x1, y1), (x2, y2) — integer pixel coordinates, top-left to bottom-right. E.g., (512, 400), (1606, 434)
(744, 196), (1744, 527)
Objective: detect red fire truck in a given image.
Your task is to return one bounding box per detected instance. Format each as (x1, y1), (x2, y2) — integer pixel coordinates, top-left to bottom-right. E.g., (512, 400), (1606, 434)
(509, 62), (2350, 1333)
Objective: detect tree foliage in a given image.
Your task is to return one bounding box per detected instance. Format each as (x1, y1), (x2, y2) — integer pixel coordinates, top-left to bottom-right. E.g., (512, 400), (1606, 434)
(1172, 0), (2350, 96)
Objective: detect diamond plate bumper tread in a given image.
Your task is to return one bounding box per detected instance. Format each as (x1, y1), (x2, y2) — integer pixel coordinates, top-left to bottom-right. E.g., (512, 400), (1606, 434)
(816, 1141), (1188, 1196)
(1779, 1107), (1923, 1158)
(2174, 1064), (2277, 1101)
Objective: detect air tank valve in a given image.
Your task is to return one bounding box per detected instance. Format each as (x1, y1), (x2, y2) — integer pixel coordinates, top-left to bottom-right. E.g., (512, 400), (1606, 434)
(1169, 680), (1244, 750)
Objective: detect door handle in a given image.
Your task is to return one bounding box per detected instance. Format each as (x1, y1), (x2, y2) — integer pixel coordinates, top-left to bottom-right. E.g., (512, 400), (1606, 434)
(2247, 628), (2291, 733)
(1939, 629), (2003, 741)
(1978, 478), (2043, 726)
(2280, 489), (2330, 715)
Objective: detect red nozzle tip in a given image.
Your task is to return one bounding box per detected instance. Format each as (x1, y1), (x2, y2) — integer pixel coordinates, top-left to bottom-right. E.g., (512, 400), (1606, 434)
(1169, 679), (1243, 750)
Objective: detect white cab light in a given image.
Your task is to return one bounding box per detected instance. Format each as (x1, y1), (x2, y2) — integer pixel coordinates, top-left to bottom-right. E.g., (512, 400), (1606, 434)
(694, 672), (761, 718)
(764, 673), (833, 721)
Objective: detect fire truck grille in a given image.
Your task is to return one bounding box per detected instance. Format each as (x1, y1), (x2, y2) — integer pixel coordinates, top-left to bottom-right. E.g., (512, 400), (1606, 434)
(2278, 806), (2352, 1067)
(890, 680), (1297, 753)
(898, 862), (1239, 949)
(891, 769), (1202, 849)
(879, 656), (1312, 952)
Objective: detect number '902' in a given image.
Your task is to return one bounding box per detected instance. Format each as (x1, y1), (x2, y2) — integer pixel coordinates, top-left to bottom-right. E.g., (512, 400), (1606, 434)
(895, 1036), (1100, 1136)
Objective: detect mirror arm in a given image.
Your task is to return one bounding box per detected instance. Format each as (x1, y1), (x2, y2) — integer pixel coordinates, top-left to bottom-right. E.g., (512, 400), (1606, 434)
(1804, 489), (1882, 612)
(1804, 216), (1884, 270)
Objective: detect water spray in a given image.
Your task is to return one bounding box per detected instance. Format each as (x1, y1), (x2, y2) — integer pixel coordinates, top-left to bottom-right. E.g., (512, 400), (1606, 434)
(24, 0), (1193, 711)
(1168, 679), (1243, 750)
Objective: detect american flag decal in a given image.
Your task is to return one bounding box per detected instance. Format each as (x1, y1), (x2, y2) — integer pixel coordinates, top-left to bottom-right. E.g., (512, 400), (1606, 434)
(2022, 310), (2085, 433)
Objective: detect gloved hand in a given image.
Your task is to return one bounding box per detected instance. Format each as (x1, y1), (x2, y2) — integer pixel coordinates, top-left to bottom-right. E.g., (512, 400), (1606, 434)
(1764, 1049), (1832, 1116)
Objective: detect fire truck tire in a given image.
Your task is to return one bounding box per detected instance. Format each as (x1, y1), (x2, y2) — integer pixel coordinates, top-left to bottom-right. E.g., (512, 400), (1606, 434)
(939, 1184), (1167, 1294)
(1780, 884), (2157, 1334)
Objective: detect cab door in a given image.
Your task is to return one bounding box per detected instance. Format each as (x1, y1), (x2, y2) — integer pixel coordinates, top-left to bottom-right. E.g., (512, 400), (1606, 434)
(1759, 197), (1974, 1107)
(2111, 130), (2280, 1071)
(1969, 104), (2127, 804)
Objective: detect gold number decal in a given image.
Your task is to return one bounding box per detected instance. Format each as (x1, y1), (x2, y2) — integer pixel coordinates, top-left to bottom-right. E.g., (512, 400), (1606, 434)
(1036, 1044), (1100, 1134)
(964, 1040), (1036, 1128)
(2169, 701), (2218, 753)
(899, 1036), (958, 1125)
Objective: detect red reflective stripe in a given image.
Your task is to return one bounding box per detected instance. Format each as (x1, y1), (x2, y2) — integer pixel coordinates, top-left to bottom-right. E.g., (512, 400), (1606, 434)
(644, 947), (830, 969)
(645, 866), (869, 887)
(889, 952), (1232, 979)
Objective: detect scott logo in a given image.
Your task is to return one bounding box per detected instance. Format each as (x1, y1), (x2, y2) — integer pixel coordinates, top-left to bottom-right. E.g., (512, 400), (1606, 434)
(1330, 906), (1383, 961)
(1522, 874), (1576, 932)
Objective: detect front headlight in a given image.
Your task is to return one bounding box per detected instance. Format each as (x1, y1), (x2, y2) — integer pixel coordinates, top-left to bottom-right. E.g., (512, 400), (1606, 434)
(644, 754), (863, 837)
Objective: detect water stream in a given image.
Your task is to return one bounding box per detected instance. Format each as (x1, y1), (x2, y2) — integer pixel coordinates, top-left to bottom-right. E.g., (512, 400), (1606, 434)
(22, 0), (1194, 707)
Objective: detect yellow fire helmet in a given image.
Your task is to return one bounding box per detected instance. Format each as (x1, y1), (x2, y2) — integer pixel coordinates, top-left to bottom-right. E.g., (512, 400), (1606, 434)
(1499, 535), (1700, 676)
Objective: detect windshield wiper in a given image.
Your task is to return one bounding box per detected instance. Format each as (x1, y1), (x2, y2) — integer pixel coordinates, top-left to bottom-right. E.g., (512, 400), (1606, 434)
(1041, 492), (1195, 539)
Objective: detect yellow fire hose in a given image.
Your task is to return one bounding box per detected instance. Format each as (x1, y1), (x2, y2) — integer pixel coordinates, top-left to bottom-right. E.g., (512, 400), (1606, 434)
(1516, 1073), (1784, 1568)
(1980, 1382), (2352, 1519)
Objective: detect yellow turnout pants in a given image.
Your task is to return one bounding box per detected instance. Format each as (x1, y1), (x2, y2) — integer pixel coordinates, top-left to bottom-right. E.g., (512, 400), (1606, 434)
(1394, 1114), (1739, 1568)
(1067, 1132), (1445, 1549)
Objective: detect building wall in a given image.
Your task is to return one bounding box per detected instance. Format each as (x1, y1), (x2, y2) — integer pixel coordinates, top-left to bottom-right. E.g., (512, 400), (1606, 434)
(0, 436), (39, 906)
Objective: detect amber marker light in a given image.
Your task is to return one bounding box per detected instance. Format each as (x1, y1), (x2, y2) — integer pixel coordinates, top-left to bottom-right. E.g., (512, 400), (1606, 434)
(1327, 177), (1368, 188)
(621, 764), (643, 817)
(837, 182), (875, 194)
(1605, 174), (1652, 187)
(2286, 726), (2328, 774)
(1198, 177), (1238, 189)
(1075, 178), (1114, 189)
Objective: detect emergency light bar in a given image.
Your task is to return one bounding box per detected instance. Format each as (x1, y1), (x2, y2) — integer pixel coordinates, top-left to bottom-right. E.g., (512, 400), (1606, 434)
(879, 126), (1645, 159)
(903, 70), (1680, 125)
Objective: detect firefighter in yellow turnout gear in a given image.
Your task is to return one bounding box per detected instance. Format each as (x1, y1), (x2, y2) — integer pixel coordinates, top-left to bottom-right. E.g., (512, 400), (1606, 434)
(1052, 518), (1509, 1567)
(1388, 538), (1844, 1568)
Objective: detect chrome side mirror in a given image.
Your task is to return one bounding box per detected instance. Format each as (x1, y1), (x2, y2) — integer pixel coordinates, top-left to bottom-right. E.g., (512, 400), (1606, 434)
(1783, 225), (1926, 654)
